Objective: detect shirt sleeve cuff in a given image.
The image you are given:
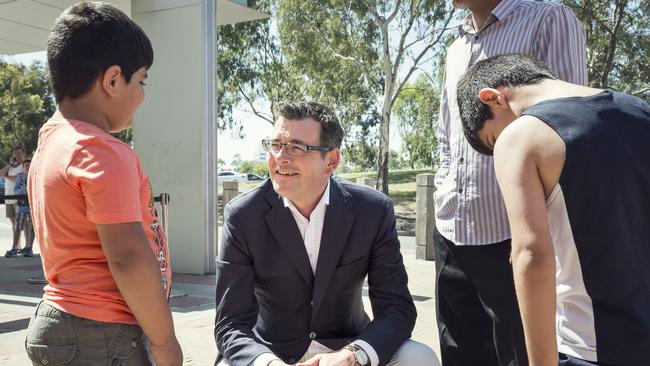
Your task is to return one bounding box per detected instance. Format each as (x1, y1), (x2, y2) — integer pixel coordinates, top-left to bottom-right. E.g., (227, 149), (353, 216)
(351, 340), (379, 366)
(253, 352), (280, 366)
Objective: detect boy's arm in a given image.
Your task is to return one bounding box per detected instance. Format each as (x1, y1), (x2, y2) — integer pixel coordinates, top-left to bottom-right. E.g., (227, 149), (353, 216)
(0, 164), (10, 178)
(97, 222), (182, 366)
(493, 130), (557, 366)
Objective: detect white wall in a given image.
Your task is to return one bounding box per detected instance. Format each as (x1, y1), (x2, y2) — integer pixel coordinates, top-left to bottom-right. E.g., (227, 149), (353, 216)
(133, 0), (217, 274)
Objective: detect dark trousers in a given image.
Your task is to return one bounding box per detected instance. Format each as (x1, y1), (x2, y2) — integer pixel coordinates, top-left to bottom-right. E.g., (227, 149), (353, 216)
(434, 231), (528, 366)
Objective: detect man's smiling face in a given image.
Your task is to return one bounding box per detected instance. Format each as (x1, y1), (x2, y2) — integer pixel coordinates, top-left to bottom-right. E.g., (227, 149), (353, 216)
(267, 117), (336, 206)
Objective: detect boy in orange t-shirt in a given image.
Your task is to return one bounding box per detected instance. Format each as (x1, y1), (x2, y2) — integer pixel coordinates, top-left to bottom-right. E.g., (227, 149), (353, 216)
(25, 3), (181, 366)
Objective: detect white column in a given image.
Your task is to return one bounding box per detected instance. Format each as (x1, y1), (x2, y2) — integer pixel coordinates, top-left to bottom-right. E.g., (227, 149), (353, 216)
(132, 0), (217, 274)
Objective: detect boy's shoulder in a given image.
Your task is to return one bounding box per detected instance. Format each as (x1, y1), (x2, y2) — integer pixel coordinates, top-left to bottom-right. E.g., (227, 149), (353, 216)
(44, 117), (136, 160)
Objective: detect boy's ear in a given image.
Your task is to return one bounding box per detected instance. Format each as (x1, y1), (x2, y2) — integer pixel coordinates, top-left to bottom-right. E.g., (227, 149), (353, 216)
(478, 87), (508, 109)
(101, 65), (123, 97)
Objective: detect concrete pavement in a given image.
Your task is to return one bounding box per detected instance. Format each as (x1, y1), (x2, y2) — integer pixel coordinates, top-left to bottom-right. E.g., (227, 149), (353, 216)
(0, 215), (438, 365)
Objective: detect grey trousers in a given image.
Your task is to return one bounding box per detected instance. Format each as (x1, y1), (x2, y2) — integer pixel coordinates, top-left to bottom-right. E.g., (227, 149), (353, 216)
(25, 300), (153, 366)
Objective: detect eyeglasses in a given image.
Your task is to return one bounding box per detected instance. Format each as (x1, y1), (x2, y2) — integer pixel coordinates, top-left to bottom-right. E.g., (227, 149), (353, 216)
(261, 139), (332, 157)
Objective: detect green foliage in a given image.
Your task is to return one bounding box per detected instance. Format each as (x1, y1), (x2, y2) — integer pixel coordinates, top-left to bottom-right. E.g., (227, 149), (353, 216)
(0, 60), (55, 161)
(393, 74), (438, 169)
(217, 0), (304, 134)
(564, 0), (649, 100)
(112, 128), (133, 145)
(277, 0), (456, 185)
(218, 0), (381, 168)
(240, 160), (268, 176)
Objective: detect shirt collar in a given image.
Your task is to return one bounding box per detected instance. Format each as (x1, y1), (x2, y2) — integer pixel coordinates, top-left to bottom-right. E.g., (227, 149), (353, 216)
(283, 179), (331, 219)
(458, 0), (521, 36)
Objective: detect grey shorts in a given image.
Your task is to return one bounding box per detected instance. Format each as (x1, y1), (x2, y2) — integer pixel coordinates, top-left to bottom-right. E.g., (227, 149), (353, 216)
(25, 301), (153, 366)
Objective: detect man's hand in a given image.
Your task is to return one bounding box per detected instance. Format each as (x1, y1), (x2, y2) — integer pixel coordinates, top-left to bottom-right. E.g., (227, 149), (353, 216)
(149, 337), (183, 366)
(296, 349), (356, 366)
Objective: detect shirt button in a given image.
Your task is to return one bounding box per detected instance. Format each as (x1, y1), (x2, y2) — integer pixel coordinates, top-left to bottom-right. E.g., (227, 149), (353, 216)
(459, 157), (464, 163)
(458, 188), (464, 194)
(309, 331), (316, 339)
(310, 300), (314, 306)
(41, 355), (49, 365)
(474, 35), (480, 40)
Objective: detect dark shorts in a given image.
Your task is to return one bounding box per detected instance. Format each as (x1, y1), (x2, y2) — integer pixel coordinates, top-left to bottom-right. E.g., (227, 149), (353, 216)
(5, 203), (15, 218)
(25, 301), (153, 366)
(15, 210), (31, 231)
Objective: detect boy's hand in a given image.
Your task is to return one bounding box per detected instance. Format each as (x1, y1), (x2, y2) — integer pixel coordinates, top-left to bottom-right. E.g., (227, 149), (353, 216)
(150, 337), (183, 366)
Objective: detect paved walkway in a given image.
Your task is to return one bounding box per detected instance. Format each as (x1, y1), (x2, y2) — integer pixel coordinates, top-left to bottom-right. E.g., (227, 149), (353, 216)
(0, 216), (438, 365)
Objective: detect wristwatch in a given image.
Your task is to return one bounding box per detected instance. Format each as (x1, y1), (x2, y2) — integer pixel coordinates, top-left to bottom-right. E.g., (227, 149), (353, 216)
(343, 344), (370, 366)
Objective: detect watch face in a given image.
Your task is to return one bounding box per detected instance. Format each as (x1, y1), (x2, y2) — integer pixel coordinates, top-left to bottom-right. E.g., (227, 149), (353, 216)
(355, 350), (370, 366)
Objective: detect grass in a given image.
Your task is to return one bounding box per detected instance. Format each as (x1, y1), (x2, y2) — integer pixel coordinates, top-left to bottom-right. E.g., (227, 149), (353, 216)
(340, 169), (435, 231)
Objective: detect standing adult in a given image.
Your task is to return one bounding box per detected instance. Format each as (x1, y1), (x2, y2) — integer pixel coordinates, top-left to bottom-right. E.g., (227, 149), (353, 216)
(433, 0), (587, 365)
(1, 146), (27, 254)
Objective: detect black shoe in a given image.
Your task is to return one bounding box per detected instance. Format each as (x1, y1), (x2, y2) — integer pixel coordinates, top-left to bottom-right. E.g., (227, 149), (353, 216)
(4, 249), (18, 258)
(22, 247), (33, 257)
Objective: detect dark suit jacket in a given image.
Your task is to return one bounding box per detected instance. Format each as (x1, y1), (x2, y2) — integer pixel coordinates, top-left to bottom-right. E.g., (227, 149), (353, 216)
(214, 177), (416, 366)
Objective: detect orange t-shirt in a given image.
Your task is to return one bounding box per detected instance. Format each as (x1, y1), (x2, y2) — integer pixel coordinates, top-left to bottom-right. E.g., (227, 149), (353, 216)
(28, 117), (171, 324)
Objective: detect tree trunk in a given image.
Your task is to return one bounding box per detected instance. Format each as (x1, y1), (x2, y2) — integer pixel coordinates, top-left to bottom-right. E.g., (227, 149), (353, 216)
(601, 0), (627, 88)
(376, 20), (394, 195)
(377, 101), (391, 195)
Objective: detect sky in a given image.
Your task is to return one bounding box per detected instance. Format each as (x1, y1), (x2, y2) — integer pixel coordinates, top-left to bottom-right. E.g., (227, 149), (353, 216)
(7, 51), (402, 167)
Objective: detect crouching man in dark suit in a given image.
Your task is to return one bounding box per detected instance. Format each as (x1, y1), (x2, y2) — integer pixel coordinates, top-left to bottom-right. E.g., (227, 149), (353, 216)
(215, 101), (437, 366)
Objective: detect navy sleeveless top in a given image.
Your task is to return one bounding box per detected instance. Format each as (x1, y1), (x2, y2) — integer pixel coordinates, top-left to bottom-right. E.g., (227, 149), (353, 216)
(522, 90), (650, 365)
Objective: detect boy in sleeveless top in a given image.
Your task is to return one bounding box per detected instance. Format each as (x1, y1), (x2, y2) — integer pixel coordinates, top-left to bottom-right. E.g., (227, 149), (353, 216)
(457, 54), (650, 366)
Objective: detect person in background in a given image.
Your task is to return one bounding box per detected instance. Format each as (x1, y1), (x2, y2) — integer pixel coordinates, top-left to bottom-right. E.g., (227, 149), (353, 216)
(5, 159), (34, 257)
(1, 146), (27, 252)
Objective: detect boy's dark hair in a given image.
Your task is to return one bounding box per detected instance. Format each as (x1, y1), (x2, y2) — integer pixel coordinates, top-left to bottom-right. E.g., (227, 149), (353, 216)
(275, 101), (345, 149)
(457, 54), (556, 155)
(47, 2), (154, 103)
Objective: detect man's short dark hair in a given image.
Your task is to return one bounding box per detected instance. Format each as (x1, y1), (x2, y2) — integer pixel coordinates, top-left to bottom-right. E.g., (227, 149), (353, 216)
(47, 2), (154, 103)
(457, 54), (556, 155)
(275, 101), (344, 149)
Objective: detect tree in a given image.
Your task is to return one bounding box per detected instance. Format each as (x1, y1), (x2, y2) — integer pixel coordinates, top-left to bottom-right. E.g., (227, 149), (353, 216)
(240, 160), (269, 176)
(278, 0), (456, 194)
(0, 60), (55, 160)
(277, 0), (385, 171)
(218, 0), (382, 169)
(393, 74), (438, 168)
(564, 0), (649, 100)
(230, 154), (243, 172)
(217, 0), (304, 134)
